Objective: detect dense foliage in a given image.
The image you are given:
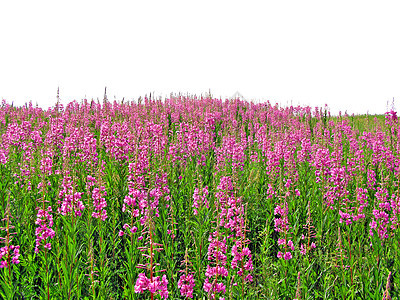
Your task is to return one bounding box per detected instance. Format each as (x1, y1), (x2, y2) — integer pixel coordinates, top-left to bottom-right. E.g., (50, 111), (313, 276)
(0, 97), (398, 299)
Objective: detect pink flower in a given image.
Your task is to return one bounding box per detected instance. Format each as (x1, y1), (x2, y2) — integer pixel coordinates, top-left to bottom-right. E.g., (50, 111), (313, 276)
(284, 252), (292, 260)
(35, 206), (55, 253)
(178, 274), (195, 298)
(134, 273), (169, 299)
(203, 278), (213, 293)
(287, 240), (294, 251)
(0, 245), (20, 267)
(300, 244), (306, 255)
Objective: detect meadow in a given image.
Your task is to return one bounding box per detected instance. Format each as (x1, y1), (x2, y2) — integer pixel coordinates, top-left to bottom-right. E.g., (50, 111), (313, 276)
(0, 96), (398, 299)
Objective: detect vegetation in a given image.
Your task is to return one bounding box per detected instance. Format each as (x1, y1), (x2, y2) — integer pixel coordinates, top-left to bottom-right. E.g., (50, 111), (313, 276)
(0, 97), (398, 299)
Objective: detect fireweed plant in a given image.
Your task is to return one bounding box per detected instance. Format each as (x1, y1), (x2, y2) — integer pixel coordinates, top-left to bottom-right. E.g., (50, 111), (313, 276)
(0, 201), (21, 298)
(0, 97), (399, 299)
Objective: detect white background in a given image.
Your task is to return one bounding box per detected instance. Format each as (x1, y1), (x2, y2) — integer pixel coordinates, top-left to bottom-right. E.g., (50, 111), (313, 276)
(0, 0), (399, 115)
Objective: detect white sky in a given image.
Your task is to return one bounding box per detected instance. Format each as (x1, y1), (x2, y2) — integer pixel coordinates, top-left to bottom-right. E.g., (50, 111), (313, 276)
(1, 0), (399, 115)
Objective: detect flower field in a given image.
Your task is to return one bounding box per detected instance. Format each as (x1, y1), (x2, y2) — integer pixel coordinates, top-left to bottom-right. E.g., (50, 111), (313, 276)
(0, 96), (399, 299)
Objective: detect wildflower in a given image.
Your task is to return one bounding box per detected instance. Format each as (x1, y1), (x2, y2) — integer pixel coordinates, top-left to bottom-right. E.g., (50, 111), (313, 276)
(134, 273), (168, 298)
(284, 252), (292, 260)
(35, 206), (55, 253)
(0, 245), (20, 268)
(178, 274), (195, 298)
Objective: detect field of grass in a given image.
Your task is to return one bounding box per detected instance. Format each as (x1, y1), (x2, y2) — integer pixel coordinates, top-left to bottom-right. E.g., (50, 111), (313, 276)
(0, 97), (398, 299)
